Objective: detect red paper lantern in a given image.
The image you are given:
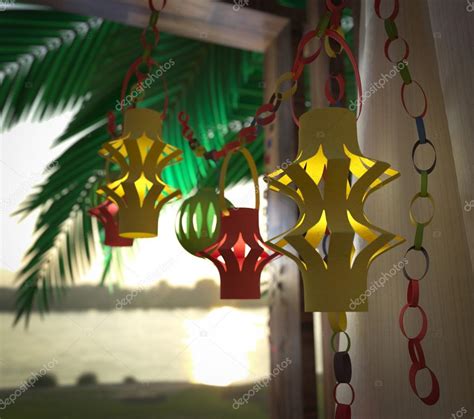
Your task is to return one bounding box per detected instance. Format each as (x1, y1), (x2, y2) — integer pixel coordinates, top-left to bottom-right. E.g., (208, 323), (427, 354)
(89, 200), (134, 247)
(200, 148), (279, 299)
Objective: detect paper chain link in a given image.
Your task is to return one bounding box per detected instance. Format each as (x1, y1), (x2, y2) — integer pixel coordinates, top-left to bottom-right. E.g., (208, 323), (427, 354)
(374, 0), (439, 406)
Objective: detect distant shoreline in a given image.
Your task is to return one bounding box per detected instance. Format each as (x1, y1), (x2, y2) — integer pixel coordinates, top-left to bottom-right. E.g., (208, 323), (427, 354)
(0, 305), (268, 313)
(0, 280), (267, 312)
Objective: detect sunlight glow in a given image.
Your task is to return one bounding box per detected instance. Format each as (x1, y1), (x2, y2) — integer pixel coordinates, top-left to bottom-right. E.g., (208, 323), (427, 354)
(184, 307), (267, 386)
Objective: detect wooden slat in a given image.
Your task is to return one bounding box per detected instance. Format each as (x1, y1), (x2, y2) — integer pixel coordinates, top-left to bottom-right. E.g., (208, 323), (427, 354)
(26, 0), (289, 52)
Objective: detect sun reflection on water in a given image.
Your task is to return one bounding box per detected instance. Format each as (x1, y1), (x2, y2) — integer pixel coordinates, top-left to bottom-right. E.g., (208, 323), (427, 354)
(184, 306), (268, 386)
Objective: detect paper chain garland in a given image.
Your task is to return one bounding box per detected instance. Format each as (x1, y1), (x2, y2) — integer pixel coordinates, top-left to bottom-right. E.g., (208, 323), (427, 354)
(374, 0), (440, 406)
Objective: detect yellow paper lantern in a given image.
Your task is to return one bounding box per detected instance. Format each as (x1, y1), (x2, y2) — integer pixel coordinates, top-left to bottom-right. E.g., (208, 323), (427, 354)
(266, 108), (404, 312)
(97, 108), (183, 238)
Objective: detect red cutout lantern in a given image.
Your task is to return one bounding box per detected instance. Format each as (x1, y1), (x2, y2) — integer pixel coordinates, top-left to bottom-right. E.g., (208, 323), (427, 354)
(89, 200), (134, 247)
(200, 148), (279, 299)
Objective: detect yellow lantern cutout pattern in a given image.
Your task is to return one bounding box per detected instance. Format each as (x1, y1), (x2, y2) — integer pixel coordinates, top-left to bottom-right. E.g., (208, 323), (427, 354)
(266, 108), (404, 312)
(97, 108), (183, 238)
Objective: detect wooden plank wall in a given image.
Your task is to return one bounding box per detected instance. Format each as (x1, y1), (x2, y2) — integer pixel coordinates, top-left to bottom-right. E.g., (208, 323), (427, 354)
(27, 0), (288, 52)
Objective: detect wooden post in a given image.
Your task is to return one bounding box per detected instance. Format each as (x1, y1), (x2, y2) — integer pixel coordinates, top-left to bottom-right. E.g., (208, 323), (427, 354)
(264, 23), (318, 419)
(27, 0), (288, 52)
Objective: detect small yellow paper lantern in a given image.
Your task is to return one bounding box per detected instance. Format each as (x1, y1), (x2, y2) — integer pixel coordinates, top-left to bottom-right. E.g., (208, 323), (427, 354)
(266, 108), (404, 312)
(97, 108), (183, 238)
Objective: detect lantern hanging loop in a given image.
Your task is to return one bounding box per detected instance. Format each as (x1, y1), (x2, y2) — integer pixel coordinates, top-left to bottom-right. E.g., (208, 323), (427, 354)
(218, 147), (260, 216)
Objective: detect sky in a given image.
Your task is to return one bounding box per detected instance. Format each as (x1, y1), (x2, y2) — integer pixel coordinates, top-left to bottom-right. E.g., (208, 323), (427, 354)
(0, 110), (269, 288)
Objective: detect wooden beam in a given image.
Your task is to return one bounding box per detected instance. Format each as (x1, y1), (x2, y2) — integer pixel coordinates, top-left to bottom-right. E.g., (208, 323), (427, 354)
(264, 22), (318, 419)
(26, 0), (289, 52)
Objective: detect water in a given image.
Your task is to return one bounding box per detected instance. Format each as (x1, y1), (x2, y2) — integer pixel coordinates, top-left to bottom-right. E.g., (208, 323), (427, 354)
(0, 307), (269, 389)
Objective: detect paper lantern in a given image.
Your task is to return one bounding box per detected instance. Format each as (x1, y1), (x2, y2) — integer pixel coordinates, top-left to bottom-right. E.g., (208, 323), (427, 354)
(266, 108), (404, 312)
(88, 200), (133, 247)
(201, 148), (279, 299)
(97, 108), (183, 238)
(176, 188), (233, 256)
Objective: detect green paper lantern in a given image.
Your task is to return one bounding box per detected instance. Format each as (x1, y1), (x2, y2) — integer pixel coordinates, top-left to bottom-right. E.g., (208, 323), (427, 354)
(176, 188), (232, 256)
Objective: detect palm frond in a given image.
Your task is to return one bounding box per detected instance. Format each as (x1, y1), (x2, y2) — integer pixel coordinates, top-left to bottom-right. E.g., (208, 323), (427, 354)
(0, 10), (118, 130)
